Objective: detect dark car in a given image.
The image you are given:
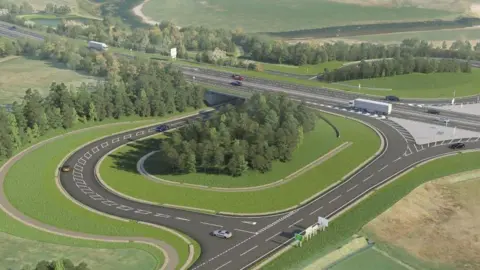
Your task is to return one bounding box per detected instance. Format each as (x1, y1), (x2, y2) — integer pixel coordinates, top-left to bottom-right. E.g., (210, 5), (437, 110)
(232, 74), (244, 81)
(449, 142), (465, 149)
(60, 165), (71, 172)
(231, 81), (242, 86)
(8, 26), (16, 30)
(427, 109), (440, 115)
(155, 125), (169, 132)
(385, 95), (400, 102)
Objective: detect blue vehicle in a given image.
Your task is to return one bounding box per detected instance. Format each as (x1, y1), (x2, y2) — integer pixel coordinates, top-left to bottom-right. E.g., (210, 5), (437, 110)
(155, 125), (169, 132)
(231, 81), (242, 86)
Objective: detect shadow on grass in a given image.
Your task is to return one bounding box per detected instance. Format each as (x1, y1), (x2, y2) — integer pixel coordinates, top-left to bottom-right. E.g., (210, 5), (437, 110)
(109, 137), (163, 173)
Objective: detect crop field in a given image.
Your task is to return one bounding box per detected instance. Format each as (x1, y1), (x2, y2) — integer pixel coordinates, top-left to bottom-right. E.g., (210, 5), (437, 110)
(329, 247), (408, 270)
(100, 112), (379, 213)
(0, 57), (98, 104)
(263, 150), (480, 270)
(143, 118), (342, 188)
(141, 0), (454, 33)
(3, 114), (203, 270)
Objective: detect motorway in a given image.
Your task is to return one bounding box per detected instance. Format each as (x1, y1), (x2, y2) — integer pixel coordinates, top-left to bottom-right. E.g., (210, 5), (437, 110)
(3, 20), (480, 269)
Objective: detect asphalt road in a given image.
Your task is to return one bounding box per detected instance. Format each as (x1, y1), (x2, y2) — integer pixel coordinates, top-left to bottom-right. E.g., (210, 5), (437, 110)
(59, 103), (480, 270)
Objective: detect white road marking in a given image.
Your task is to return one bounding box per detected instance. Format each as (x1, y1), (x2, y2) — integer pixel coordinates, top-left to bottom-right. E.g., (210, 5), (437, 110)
(76, 184), (88, 189)
(90, 194), (104, 200)
(175, 217), (190, 222)
(393, 157), (402, 163)
(288, 218), (303, 228)
(84, 152), (92, 159)
(124, 134), (132, 139)
(112, 138), (120, 143)
(73, 171), (83, 178)
(78, 158), (86, 165)
(134, 209), (152, 215)
(214, 261), (231, 270)
(201, 222), (223, 228)
(265, 232), (281, 242)
(81, 188), (94, 194)
(148, 128), (155, 132)
(73, 178), (85, 185)
(102, 200), (117, 206)
(234, 228), (257, 235)
(91, 146), (99, 153)
(101, 142), (109, 148)
(136, 131), (144, 136)
(363, 174), (373, 182)
(347, 184), (358, 193)
(117, 205), (134, 211)
(378, 165), (388, 172)
(241, 221), (257, 225)
(309, 206), (323, 216)
(240, 245), (258, 257)
(329, 195), (341, 204)
(154, 213), (171, 218)
(74, 164), (83, 172)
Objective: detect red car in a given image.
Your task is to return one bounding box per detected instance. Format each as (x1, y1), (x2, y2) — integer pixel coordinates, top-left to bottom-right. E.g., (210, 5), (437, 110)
(232, 74), (244, 81)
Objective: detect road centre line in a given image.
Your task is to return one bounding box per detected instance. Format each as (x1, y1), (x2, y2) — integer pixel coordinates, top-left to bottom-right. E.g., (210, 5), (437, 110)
(309, 206), (323, 216)
(154, 213), (170, 218)
(265, 232), (281, 242)
(240, 245), (258, 257)
(175, 217), (190, 222)
(214, 261), (231, 270)
(363, 174), (373, 182)
(288, 218), (303, 228)
(234, 228), (257, 235)
(329, 195), (341, 204)
(346, 184), (358, 193)
(393, 157), (402, 162)
(378, 165), (388, 172)
(200, 222), (223, 228)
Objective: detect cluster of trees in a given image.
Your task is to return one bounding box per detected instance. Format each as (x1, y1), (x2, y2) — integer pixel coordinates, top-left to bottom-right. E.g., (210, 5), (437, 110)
(159, 93), (317, 177)
(0, 53), (205, 162)
(44, 3), (72, 15)
(20, 258), (90, 270)
(0, 0), (33, 15)
(324, 57), (472, 82)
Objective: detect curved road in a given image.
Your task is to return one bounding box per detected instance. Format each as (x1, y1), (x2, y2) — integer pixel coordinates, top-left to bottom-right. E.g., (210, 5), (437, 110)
(58, 103), (480, 270)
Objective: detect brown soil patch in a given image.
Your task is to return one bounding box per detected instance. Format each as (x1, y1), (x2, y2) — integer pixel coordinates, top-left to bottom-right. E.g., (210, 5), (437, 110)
(365, 172), (480, 270)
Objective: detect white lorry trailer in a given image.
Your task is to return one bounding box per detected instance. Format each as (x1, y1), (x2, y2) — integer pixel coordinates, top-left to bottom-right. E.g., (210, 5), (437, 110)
(87, 41), (108, 51)
(349, 98), (392, 115)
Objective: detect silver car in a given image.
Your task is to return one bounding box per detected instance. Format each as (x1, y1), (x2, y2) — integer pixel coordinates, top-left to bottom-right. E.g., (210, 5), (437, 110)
(212, 230), (233, 239)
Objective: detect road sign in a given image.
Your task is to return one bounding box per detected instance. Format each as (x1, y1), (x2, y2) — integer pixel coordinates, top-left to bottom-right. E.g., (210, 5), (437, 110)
(295, 233), (303, 242)
(170, 48), (177, 59)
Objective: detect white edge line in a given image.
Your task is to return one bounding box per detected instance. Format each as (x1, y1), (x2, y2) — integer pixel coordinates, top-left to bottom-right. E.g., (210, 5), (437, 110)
(240, 245), (258, 257)
(201, 222), (223, 228)
(265, 232), (281, 242)
(214, 261), (232, 270)
(309, 206), (323, 216)
(234, 228), (257, 235)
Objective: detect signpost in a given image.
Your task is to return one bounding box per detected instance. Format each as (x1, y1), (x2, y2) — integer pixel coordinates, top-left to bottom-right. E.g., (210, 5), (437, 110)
(295, 233), (304, 247)
(170, 48), (177, 59)
(295, 217), (330, 248)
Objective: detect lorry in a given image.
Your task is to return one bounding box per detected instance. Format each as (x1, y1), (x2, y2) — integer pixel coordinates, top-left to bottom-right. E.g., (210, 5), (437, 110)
(87, 41), (108, 51)
(349, 98), (392, 115)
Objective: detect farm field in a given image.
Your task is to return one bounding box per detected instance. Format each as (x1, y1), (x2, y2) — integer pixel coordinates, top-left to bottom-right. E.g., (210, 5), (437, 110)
(141, 0), (455, 32)
(263, 150), (480, 270)
(0, 57), (98, 104)
(143, 118), (342, 188)
(329, 247), (408, 270)
(2, 114), (204, 270)
(100, 112), (380, 213)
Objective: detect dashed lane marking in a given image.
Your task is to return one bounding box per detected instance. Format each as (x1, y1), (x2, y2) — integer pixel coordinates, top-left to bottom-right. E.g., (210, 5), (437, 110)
(363, 174), (374, 182)
(84, 152), (92, 159)
(73, 178), (85, 185)
(234, 228), (257, 235)
(73, 171), (83, 178)
(347, 184), (358, 193)
(74, 164), (83, 172)
(200, 222), (223, 228)
(112, 137), (120, 143)
(81, 188), (94, 194)
(240, 245), (258, 257)
(175, 217), (190, 222)
(329, 195), (341, 204)
(309, 206), (323, 216)
(148, 128), (155, 132)
(89, 194), (104, 200)
(136, 131), (144, 136)
(101, 142), (109, 148)
(117, 205), (134, 211)
(102, 200), (118, 206)
(265, 232), (281, 242)
(124, 134), (132, 139)
(154, 213), (171, 218)
(91, 146), (99, 153)
(134, 209), (152, 215)
(378, 165), (388, 172)
(214, 261), (231, 270)
(393, 157), (402, 163)
(241, 221), (257, 225)
(288, 218), (303, 228)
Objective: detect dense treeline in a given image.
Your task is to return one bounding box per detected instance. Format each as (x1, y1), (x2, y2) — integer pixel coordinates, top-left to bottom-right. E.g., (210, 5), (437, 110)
(158, 93), (316, 177)
(21, 258), (90, 270)
(0, 51), (205, 162)
(324, 57), (472, 82)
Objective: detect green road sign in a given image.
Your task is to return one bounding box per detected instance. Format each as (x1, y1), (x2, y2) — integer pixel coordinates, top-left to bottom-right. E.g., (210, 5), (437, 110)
(295, 233), (303, 241)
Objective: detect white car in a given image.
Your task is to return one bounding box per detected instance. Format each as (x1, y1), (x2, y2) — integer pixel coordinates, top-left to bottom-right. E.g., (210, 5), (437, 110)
(212, 230), (233, 239)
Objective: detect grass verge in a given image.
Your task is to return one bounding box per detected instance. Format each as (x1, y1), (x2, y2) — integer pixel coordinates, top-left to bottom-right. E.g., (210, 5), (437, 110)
(3, 113), (202, 270)
(99, 112), (379, 213)
(261, 151), (480, 270)
(329, 247), (408, 270)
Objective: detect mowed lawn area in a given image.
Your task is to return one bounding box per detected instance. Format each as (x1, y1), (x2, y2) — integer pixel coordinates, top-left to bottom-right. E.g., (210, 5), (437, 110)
(3, 115), (203, 270)
(100, 112), (380, 213)
(330, 248), (408, 270)
(143, 118), (343, 188)
(142, 0), (454, 32)
(263, 151), (480, 270)
(0, 57), (97, 104)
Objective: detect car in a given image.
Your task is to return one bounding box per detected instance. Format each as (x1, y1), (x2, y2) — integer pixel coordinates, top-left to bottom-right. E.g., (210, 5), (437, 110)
(232, 74), (244, 80)
(155, 125), (169, 132)
(449, 142), (465, 149)
(60, 165), (71, 172)
(231, 81), (242, 86)
(8, 26), (16, 30)
(385, 95), (400, 102)
(438, 117), (450, 124)
(427, 109), (440, 115)
(211, 230), (233, 239)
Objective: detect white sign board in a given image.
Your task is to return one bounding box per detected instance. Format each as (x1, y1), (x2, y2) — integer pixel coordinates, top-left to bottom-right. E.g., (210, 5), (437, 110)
(170, 48), (177, 59)
(318, 217), (329, 227)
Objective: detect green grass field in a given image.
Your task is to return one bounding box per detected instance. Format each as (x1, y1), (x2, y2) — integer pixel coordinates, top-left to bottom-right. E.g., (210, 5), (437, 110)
(0, 57), (97, 104)
(263, 61), (344, 75)
(262, 151), (480, 270)
(143, 118), (342, 188)
(142, 0), (454, 32)
(329, 247), (407, 270)
(3, 113), (203, 270)
(100, 112), (379, 213)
